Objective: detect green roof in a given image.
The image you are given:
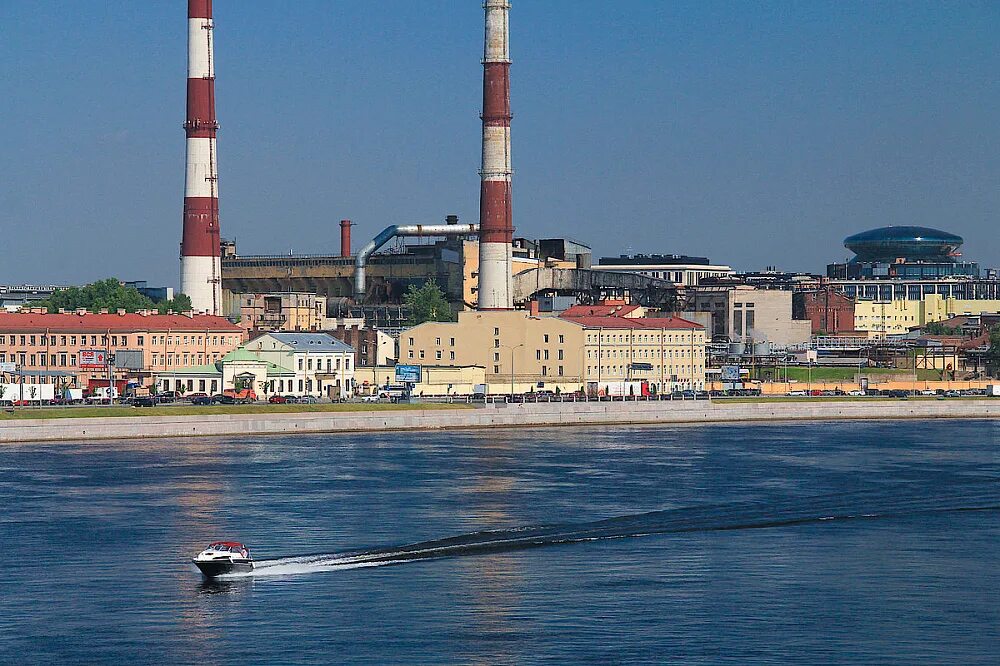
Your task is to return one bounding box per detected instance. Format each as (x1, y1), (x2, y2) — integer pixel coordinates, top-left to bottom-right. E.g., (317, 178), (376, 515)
(157, 347), (295, 378)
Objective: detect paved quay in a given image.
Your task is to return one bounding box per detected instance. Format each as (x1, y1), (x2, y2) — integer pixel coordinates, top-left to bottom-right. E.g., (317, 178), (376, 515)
(3, 399), (1000, 443)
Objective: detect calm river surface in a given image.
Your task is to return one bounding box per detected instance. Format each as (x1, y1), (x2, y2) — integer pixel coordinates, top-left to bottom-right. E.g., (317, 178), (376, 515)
(2, 420), (999, 664)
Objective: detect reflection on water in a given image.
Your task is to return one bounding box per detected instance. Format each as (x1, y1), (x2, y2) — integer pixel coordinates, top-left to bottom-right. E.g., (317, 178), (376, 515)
(2, 421), (999, 664)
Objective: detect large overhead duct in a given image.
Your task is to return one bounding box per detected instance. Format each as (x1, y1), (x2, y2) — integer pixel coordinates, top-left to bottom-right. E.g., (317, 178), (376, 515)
(354, 224), (479, 301)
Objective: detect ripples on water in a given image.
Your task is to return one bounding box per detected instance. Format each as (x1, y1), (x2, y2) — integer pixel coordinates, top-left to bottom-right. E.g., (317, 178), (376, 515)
(2, 420), (999, 664)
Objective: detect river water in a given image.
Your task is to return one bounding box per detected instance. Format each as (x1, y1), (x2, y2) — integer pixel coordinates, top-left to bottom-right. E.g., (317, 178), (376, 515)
(2, 420), (998, 664)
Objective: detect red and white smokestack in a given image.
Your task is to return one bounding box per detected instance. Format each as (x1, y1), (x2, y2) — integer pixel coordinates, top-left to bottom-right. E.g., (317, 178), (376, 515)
(180, 0), (222, 315)
(477, 0), (514, 310)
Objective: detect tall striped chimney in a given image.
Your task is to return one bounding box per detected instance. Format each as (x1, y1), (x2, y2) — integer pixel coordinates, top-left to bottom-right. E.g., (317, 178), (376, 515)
(477, 0), (514, 310)
(180, 0), (222, 315)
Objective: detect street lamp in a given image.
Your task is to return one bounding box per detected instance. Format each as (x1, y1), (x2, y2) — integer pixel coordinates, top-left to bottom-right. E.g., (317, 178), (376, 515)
(500, 343), (524, 399)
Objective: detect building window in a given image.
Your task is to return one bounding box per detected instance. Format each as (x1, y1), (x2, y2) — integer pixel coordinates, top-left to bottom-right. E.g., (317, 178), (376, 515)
(435, 337), (441, 346)
(298, 359), (304, 370)
(542, 366), (547, 376)
(494, 339), (500, 348)
(559, 335), (564, 343)
(494, 365), (500, 373)
(543, 334), (549, 343)
(419, 350), (425, 359)
(494, 328), (500, 336)
(536, 349), (541, 360)
(494, 352), (500, 362)
(408, 351), (414, 359)
(450, 338), (455, 346)
(558, 365), (564, 376)
(408, 337), (414, 346)
(544, 350), (549, 360)
(450, 351), (455, 361)
(435, 351), (442, 360)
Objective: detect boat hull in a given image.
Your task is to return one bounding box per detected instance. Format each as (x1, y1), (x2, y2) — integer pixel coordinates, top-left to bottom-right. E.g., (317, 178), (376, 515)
(192, 558), (254, 578)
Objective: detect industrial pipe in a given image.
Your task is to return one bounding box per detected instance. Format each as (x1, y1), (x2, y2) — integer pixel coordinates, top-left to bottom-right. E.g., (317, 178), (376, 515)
(181, 0), (222, 315)
(354, 224), (479, 301)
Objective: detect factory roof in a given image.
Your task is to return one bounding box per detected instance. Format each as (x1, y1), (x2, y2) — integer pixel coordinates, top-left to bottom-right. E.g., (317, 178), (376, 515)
(560, 315), (703, 330)
(0, 311), (241, 332)
(560, 304), (642, 318)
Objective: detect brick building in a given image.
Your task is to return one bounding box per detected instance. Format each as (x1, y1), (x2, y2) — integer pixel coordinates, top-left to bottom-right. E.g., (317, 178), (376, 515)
(793, 288), (857, 335)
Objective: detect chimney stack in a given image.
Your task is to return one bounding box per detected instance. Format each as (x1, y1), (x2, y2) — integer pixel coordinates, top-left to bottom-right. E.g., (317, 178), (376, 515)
(180, 0), (222, 316)
(477, 0), (514, 310)
(340, 219), (353, 258)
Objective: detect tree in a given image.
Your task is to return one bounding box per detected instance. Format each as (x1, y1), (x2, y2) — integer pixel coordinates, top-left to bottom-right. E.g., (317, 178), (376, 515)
(404, 281), (455, 325)
(986, 326), (1000, 377)
(36, 279), (155, 313)
(157, 293), (193, 314)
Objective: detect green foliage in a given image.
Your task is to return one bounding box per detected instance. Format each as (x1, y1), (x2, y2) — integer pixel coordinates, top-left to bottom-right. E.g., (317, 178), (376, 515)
(404, 281), (455, 326)
(38, 279), (154, 313)
(156, 293), (193, 314)
(36, 279), (195, 315)
(985, 326), (1000, 377)
(923, 321), (963, 336)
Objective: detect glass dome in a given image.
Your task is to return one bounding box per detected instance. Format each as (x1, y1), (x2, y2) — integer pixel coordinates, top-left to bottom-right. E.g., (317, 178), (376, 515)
(844, 226), (963, 262)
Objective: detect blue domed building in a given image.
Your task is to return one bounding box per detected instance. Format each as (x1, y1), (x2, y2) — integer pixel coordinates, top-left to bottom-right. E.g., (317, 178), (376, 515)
(828, 225), (979, 280)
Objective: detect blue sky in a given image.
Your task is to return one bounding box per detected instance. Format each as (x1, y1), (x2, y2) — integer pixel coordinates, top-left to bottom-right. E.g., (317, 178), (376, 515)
(1, 1), (998, 286)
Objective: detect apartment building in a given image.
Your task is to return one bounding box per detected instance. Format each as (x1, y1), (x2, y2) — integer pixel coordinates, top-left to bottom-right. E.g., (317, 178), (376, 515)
(0, 310), (243, 389)
(400, 310), (705, 394)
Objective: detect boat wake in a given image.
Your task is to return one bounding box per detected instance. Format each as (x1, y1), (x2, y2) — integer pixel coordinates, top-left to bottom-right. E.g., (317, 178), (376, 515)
(222, 482), (1000, 579)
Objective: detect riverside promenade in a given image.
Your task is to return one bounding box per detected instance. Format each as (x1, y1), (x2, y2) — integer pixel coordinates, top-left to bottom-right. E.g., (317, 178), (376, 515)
(3, 399), (1000, 443)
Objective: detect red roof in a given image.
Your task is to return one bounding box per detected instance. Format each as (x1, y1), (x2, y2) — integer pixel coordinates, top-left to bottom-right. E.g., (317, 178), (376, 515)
(561, 304), (641, 318)
(560, 315), (703, 330)
(0, 312), (241, 333)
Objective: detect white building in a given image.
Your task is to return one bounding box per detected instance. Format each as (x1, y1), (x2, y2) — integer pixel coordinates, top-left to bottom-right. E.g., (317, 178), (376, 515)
(243, 332), (357, 399)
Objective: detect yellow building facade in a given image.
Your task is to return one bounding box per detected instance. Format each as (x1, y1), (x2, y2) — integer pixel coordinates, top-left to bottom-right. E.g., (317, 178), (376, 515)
(854, 295), (1000, 336)
(400, 310), (706, 394)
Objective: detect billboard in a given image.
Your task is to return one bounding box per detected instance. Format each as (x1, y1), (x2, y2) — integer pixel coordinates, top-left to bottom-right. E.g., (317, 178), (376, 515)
(79, 350), (109, 369)
(114, 350), (145, 370)
(394, 364), (422, 383)
(721, 365), (741, 381)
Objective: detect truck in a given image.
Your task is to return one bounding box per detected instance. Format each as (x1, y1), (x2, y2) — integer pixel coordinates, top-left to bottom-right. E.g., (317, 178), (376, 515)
(223, 388), (258, 403)
(589, 380), (651, 398)
(87, 386), (119, 403)
(0, 383), (56, 405)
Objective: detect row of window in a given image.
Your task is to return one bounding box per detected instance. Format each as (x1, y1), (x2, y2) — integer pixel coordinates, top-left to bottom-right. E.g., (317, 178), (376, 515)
(297, 356), (352, 372)
(586, 365), (703, 376)
(491, 365), (565, 377)
(587, 348), (703, 359)
(0, 333), (143, 348)
(585, 333), (699, 344)
(0, 333), (240, 348)
(152, 352), (223, 367)
(408, 349), (456, 361)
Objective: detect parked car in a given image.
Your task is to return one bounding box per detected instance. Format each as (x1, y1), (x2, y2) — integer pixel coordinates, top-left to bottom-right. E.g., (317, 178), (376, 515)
(191, 395), (213, 406)
(283, 395), (300, 404)
(944, 390), (961, 398)
(847, 389), (864, 396)
(360, 394), (382, 403)
(298, 395), (320, 404)
(268, 395), (288, 404)
(131, 396), (157, 407)
(157, 391), (177, 404)
(186, 392), (209, 401)
(786, 390), (807, 397)
(214, 394), (237, 405)
(888, 389), (909, 398)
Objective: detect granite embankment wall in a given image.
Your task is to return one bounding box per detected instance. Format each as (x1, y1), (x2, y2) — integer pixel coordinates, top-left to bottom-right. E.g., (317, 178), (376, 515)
(3, 400), (1000, 443)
